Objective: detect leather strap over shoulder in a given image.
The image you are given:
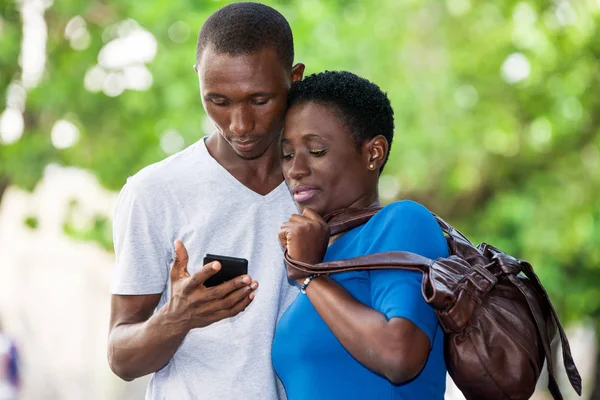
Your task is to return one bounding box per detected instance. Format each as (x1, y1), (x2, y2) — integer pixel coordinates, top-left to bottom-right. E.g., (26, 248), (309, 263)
(296, 206), (582, 399)
(285, 248), (433, 275)
(324, 206), (382, 236)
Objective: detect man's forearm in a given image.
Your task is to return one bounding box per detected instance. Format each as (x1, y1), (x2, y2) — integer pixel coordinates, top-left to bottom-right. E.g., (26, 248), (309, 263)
(108, 303), (190, 381)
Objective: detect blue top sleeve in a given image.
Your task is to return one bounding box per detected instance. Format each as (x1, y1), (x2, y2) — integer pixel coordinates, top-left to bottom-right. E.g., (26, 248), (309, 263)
(367, 201), (449, 346)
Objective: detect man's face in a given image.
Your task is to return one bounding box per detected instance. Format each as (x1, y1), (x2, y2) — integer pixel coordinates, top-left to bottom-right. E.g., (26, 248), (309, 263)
(197, 46), (302, 160)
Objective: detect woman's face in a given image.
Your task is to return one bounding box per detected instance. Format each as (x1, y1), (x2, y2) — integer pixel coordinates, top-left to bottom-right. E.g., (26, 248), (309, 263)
(281, 102), (376, 216)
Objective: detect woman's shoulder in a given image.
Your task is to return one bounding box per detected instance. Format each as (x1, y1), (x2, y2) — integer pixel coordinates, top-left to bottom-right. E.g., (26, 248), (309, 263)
(374, 200), (436, 226)
(364, 200), (449, 258)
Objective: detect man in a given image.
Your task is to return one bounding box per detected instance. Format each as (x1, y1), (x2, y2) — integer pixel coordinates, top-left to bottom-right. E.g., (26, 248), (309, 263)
(107, 3), (305, 399)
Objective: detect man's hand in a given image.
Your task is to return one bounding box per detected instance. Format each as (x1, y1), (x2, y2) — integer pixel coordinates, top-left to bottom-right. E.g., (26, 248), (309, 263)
(167, 240), (258, 329)
(279, 208), (330, 281)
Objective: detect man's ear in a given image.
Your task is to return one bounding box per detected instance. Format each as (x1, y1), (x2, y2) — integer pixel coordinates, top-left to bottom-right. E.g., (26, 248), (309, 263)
(291, 63), (305, 83)
(193, 63), (198, 73)
(363, 135), (389, 172)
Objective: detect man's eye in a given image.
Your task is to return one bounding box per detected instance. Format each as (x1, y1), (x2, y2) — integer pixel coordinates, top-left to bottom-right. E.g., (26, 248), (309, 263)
(251, 99), (269, 106)
(212, 99), (229, 107)
(310, 149), (328, 157)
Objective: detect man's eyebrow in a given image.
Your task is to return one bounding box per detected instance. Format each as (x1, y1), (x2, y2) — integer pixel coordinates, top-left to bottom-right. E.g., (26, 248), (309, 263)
(249, 92), (276, 97)
(204, 93), (228, 99)
(204, 92), (275, 100)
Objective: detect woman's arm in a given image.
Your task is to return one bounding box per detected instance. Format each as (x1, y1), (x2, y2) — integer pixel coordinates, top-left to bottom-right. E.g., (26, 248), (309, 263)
(301, 275), (431, 385)
(279, 202), (446, 384)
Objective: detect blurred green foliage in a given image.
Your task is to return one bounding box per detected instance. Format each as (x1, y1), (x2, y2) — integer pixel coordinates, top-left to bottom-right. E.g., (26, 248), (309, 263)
(0, 0), (599, 331)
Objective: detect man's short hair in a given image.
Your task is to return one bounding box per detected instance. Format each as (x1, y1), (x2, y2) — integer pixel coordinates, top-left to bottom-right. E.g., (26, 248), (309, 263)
(287, 71), (395, 172)
(196, 2), (294, 70)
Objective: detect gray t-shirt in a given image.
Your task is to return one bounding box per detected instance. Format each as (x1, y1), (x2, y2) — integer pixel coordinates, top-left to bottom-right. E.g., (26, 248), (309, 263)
(111, 137), (299, 400)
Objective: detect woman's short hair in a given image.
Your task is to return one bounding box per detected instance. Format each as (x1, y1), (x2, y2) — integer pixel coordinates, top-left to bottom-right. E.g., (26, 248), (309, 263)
(287, 71), (394, 171)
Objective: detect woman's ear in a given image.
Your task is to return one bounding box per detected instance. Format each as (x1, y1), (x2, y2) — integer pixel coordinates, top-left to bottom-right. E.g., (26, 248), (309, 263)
(364, 135), (388, 172)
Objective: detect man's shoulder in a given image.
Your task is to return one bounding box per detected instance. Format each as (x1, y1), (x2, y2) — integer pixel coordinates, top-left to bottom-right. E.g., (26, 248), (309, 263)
(125, 140), (207, 194)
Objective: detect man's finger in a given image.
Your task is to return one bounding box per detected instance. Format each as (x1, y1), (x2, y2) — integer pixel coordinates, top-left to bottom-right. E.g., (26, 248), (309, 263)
(170, 240), (190, 280)
(203, 295), (254, 326)
(184, 261), (222, 293)
(195, 281), (257, 314)
(203, 274), (254, 301)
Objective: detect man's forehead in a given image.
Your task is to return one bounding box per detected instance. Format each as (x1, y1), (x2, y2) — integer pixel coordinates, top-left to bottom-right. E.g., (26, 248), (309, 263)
(198, 47), (287, 90)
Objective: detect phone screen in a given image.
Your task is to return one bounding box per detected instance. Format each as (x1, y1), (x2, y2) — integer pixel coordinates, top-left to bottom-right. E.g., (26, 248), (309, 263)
(203, 254), (248, 287)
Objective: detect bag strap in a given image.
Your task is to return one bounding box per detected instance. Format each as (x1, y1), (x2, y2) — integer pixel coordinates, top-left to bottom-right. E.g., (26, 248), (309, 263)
(295, 206), (582, 398)
(286, 205), (431, 274)
(324, 206), (382, 236)
(284, 249), (433, 275)
(483, 247), (582, 398)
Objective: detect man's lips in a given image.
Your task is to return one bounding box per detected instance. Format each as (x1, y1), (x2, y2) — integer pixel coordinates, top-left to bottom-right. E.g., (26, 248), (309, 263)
(232, 139), (258, 152)
(292, 186), (319, 203)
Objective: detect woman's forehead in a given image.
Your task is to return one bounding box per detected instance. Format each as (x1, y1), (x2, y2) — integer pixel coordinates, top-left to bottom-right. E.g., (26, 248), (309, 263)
(283, 102), (351, 143)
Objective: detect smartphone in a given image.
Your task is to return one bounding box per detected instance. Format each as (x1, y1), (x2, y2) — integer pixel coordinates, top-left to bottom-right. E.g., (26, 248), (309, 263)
(203, 254), (248, 287)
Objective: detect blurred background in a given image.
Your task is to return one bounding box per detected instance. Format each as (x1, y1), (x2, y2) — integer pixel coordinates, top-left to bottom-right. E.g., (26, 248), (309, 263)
(0, 0), (598, 398)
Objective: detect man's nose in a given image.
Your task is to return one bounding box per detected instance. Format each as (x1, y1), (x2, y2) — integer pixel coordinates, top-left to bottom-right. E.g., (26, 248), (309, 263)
(229, 105), (255, 136)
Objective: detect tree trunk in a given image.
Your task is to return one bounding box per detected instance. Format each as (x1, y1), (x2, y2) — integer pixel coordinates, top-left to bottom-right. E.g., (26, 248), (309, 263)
(0, 176), (9, 205)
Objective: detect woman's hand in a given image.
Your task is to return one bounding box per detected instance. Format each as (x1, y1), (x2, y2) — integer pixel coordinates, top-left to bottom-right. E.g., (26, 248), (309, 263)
(279, 208), (330, 279)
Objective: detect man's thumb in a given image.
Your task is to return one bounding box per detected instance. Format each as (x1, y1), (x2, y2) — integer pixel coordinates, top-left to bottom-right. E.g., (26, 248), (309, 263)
(172, 239), (190, 275)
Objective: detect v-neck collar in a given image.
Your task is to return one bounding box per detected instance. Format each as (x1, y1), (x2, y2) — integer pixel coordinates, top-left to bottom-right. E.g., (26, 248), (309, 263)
(198, 136), (290, 203)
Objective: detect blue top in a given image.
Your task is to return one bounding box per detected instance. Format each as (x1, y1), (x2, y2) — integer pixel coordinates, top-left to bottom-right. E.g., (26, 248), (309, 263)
(272, 200), (449, 400)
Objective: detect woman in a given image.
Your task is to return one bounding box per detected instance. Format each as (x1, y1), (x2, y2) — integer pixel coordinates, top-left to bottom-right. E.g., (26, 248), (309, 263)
(272, 71), (448, 399)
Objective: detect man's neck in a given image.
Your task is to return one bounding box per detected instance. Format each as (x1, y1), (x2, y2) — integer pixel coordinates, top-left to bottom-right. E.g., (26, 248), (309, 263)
(205, 134), (284, 195)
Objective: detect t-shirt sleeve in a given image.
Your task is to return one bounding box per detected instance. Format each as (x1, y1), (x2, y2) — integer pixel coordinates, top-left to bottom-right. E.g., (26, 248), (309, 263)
(368, 201), (449, 345)
(110, 178), (171, 295)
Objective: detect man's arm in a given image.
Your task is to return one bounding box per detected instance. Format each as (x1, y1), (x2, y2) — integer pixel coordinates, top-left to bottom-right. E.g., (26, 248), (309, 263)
(108, 293), (181, 381)
(107, 240), (258, 381)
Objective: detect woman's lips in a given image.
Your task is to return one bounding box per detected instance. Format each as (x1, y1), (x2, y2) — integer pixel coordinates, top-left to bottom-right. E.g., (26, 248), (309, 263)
(292, 187), (319, 203)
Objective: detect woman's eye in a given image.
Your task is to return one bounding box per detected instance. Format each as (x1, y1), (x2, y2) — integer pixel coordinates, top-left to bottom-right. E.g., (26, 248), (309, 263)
(309, 149), (328, 156)
(281, 152), (294, 160)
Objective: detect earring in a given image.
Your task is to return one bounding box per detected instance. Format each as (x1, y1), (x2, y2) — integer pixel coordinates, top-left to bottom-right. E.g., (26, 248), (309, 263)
(369, 164), (374, 170)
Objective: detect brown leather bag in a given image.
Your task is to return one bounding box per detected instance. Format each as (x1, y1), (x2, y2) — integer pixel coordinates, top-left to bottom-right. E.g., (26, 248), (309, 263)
(284, 207), (582, 400)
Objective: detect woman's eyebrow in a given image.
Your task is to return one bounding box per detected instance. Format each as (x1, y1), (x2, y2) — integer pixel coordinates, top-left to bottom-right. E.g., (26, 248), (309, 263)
(281, 133), (326, 144)
(302, 133), (325, 142)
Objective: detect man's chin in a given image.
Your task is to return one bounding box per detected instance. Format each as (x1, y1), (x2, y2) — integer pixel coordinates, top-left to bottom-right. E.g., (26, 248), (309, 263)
(230, 131), (280, 161)
(235, 148), (267, 161)
(233, 142), (273, 160)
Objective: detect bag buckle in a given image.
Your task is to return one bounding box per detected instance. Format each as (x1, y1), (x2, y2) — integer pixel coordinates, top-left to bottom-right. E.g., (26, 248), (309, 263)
(466, 264), (498, 296)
